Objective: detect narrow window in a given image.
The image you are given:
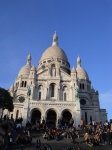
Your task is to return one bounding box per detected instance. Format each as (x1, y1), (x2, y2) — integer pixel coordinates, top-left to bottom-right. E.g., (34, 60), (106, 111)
(63, 86), (67, 101)
(90, 116), (92, 122)
(80, 83), (81, 89)
(85, 112), (88, 124)
(64, 93), (66, 101)
(38, 85), (42, 100)
(22, 81), (24, 87)
(39, 92), (41, 100)
(51, 83), (54, 97)
(24, 81), (27, 87)
(82, 84), (84, 89)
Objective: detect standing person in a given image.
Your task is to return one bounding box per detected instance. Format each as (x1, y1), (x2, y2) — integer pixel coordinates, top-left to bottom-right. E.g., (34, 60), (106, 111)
(8, 133), (13, 149)
(92, 120), (95, 126)
(102, 130), (107, 145)
(108, 129), (112, 145)
(46, 144), (51, 150)
(80, 118), (84, 131)
(84, 133), (89, 144)
(71, 131), (77, 144)
(4, 136), (9, 150)
(103, 120), (109, 130)
(36, 138), (41, 149)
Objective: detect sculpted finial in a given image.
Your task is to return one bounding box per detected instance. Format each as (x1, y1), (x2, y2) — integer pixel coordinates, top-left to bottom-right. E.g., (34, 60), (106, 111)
(52, 32), (58, 46)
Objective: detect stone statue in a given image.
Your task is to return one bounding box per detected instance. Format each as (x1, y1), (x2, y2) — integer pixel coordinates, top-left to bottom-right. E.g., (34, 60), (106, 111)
(27, 86), (31, 96)
(52, 67), (56, 76)
(75, 86), (79, 98)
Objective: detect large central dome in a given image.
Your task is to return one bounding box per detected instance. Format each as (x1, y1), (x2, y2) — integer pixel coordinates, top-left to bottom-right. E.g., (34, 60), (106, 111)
(40, 33), (68, 62)
(40, 45), (68, 61)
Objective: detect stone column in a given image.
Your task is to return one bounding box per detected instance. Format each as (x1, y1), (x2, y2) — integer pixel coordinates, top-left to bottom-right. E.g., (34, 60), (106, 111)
(22, 97), (30, 126)
(75, 97), (81, 127)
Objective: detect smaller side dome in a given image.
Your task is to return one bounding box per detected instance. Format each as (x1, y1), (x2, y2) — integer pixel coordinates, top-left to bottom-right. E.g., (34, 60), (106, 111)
(18, 64), (31, 77)
(76, 56), (89, 80)
(31, 65), (36, 71)
(76, 67), (89, 80)
(18, 54), (32, 77)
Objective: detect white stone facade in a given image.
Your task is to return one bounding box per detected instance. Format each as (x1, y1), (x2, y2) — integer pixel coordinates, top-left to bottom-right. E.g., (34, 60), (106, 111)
(4, 33), (107, 127)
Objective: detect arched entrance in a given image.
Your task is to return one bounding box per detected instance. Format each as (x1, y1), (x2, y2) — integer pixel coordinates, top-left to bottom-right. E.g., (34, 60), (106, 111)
(46, 109), (57, 128)
(61, 110), (72, 126)
(31, 109), (41, 125)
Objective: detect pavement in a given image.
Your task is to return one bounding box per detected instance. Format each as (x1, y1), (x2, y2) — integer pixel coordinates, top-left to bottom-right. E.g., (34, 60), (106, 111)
(13, 131), (112, 150)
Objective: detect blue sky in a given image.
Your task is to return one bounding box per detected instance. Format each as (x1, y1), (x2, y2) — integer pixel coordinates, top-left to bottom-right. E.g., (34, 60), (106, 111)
(0, 0), (112, 120)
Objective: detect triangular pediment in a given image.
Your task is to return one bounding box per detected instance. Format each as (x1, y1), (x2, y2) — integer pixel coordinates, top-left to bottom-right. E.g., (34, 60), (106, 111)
(37, 68), (48, 77)
(60, 69), (70, 79)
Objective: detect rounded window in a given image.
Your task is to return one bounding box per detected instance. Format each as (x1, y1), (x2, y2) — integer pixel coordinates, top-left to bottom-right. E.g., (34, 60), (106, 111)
(80, 99), (86, 105)
(18, 96), (25, 103)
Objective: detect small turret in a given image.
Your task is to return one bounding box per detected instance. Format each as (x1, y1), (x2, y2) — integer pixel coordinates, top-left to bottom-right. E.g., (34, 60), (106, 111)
(71, 66), (77, 79)
(71, 66), (76, 73)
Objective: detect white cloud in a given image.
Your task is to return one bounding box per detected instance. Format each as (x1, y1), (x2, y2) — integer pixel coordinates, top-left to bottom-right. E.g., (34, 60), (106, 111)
(99, 89), (112, 121)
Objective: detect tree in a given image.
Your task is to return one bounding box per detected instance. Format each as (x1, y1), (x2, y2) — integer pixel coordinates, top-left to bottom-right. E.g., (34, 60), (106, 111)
(0, 87), (14, 119)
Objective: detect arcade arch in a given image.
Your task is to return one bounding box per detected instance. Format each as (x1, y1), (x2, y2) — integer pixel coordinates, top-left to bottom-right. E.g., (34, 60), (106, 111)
(31, 108), (41, 124)
(61, 109), (72, 126)
(46, 109), (57, 128)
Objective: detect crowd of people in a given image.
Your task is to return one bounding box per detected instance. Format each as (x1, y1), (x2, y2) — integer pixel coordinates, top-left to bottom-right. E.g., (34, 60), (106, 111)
(0, 117), (112, 150)
(83, 120), (112, 146)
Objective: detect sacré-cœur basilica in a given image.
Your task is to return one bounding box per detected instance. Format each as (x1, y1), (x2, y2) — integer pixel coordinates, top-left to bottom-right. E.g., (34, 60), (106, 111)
(3, 33), (107, 127)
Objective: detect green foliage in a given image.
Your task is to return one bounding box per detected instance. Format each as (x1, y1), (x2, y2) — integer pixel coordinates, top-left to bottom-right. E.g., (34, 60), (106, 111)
(0, 121), (9, 130)
(0, 121), (9, 135)
(0, 87), (14, 112)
